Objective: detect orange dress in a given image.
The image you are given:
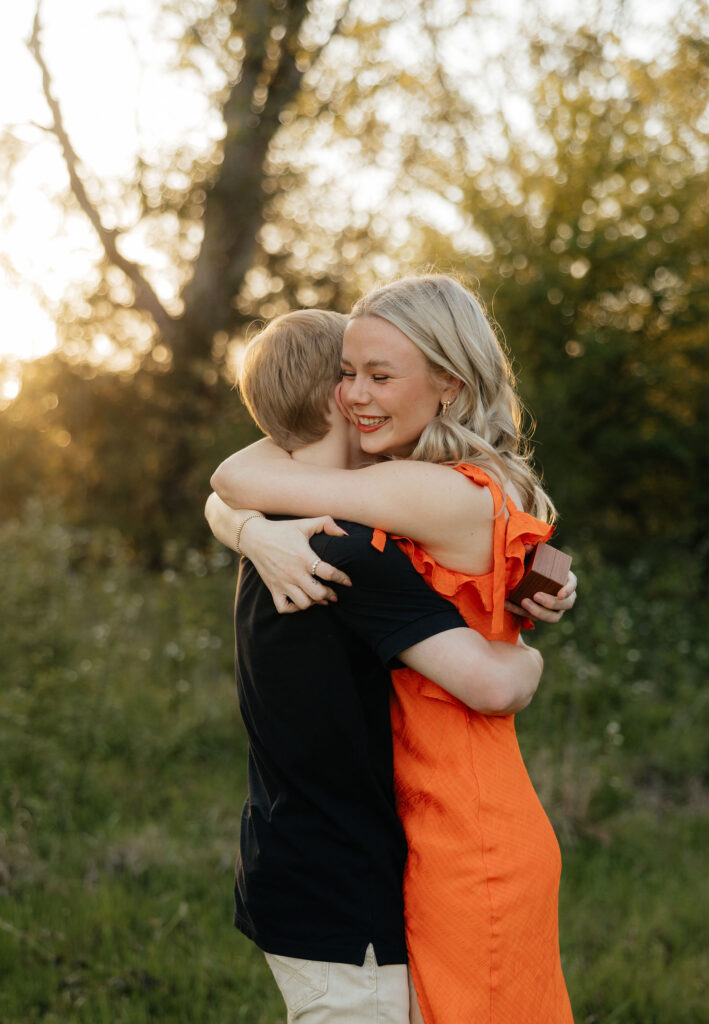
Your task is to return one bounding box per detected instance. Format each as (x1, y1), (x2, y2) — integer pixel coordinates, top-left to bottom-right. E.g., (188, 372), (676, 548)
(372, 464), (573, 1024)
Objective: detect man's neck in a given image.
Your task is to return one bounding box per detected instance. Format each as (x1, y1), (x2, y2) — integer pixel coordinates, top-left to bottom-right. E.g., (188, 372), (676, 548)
(290, 419), (355, 469)
(290, 411), (379, 470)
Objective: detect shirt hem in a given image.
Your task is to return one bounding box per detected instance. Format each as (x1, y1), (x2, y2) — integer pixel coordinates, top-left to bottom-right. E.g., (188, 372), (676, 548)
(234, 917), (408, 966)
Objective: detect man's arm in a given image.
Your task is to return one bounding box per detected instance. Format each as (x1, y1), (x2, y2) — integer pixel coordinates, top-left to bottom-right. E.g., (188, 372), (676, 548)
(398, 631), (542, 716)
(317, 526), (543, 716)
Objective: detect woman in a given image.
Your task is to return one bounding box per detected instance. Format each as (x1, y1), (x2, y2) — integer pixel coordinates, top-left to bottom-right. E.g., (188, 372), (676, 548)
(212, 274), (575, 1023)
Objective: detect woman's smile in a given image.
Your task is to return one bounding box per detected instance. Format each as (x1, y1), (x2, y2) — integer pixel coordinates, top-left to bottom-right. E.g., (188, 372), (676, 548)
(355, 414), (391, 432)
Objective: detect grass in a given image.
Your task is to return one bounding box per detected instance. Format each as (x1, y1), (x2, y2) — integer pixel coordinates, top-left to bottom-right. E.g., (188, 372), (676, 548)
(1, 506), (706, 1022)
(560, 811), (708, 1023)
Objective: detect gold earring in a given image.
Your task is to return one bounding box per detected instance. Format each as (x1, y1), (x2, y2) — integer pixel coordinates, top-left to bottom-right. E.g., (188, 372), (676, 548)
(441, 397), (453, 416)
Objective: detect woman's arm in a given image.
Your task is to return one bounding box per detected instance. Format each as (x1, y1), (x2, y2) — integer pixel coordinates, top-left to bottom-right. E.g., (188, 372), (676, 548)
(204, 494), (263, 555)
(210, 445), (578, 621)
(211, 439), (492, 569)
(400, 631), (543, 715)
(204, 493), (352, 613)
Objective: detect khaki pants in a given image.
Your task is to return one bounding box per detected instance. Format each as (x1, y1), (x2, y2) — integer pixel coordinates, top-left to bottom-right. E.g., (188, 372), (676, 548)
(264, 943), (410, 1023)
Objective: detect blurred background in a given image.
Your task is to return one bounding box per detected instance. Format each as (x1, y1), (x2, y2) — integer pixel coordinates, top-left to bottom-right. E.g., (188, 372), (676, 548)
(1, 1), (707, 1021)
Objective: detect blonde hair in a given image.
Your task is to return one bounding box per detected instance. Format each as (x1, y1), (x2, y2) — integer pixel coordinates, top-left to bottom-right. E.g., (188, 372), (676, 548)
(350, 274), (556, 522)
(239, 309), (346, 452)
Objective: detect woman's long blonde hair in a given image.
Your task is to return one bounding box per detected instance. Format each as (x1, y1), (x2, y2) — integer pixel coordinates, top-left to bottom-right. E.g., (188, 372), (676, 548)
(350, 273), (557, 523)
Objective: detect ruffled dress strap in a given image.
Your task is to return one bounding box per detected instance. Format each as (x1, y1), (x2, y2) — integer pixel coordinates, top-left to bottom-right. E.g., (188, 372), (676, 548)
(451, 464), (507, 638)
(371, 462), (554, 640)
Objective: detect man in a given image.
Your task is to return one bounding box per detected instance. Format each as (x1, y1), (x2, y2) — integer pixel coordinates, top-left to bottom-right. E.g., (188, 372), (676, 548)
(205, 309), (568, 1022)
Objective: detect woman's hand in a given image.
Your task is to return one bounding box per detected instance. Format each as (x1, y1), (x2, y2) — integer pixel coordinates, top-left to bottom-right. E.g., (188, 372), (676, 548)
(505, 568), (577, 624)
(238, 515), (352, 614)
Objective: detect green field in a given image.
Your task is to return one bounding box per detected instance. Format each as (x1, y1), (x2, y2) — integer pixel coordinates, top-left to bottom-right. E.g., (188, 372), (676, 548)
(1, 508), (706, 1023)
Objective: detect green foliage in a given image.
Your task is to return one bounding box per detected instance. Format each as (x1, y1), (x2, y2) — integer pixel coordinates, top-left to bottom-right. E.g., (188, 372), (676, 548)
(422, 26), (709, 556)
(0, 505), (283, 1022)
(2, 9), (707, 565)
(0, 507), (706, 1022)
(520, 549), (709, 833)
(0, 358), (262, 559)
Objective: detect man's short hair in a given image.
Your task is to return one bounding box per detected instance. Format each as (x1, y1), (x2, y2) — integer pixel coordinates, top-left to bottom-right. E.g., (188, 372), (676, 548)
(239, 309), (346, 452)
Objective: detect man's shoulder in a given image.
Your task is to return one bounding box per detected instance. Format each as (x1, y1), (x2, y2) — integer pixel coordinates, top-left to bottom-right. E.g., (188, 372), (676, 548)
(309, 522), (390, 570)
(309, 523), (430, 596)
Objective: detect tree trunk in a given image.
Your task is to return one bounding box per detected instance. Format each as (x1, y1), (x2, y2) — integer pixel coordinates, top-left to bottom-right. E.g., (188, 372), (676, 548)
(174, 0), (311, 369)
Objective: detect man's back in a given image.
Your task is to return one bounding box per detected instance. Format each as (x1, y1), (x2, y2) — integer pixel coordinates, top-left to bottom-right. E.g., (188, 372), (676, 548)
(233, 522), (465, 967)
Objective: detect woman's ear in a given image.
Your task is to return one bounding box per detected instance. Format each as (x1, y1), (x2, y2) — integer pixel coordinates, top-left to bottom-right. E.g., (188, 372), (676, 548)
(440, 373), (463, 403)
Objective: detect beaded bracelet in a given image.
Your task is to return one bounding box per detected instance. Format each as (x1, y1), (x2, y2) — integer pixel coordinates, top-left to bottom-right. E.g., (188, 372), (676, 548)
(235, 511), (265, 554)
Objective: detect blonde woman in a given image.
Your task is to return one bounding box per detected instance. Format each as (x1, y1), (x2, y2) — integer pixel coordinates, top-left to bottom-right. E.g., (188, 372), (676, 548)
(212, 275), (575, 1023)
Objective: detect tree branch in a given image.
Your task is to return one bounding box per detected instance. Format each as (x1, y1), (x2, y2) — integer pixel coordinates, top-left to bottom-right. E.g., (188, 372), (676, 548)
(178, 0), (315, 357)
(27, 3), (175, 340)
(304, 0), (356, 72)
(259, 0), (354, 128)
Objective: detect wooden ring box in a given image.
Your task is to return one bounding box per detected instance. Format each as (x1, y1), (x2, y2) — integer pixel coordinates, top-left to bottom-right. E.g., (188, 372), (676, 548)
(507, 542), (572, 606)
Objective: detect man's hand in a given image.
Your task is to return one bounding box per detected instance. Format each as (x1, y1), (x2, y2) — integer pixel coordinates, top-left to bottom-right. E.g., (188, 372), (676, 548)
(505, 568), (578, 624)
(239, 515), (352, 614)
(510, 634), (543, 711)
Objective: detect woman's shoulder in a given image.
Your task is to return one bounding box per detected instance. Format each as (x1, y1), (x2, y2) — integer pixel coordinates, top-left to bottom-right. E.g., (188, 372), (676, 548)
(364, 458), (495, 518)
(451, 462), (532, 515)
(450, 462), (494, 487)
(450, 461), (508, 499)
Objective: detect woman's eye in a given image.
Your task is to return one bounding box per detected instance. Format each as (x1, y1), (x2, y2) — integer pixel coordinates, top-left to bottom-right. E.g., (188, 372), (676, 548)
(372, 375), (390, 382)
(340, 370), (355, 379)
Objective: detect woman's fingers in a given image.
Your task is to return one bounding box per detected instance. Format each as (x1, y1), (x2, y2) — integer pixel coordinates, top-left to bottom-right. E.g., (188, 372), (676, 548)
(298, 573), (338, 603)
(292, 517), (352, 587)
(555, 570), (578, 604)
(273, 592), (300, 614)
(532, 588), (576, 612)
(245, 516), (354, 612)
(311, 558), (351, 588)
(515, 570), (578, 623)
(303, 515), (348, 538)
(271, 576), (338, 614)
(505, 593), (567, 623)
(526, 604), (563, 623)
(271, 567), (345, 613)
(520, 593), (564, 623)
(282, 585), (317, 611)
(264, 553), (348, 611)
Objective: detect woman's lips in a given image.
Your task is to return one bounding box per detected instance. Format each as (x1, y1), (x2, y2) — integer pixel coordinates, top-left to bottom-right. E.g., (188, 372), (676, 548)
(355, 415), (391, 433)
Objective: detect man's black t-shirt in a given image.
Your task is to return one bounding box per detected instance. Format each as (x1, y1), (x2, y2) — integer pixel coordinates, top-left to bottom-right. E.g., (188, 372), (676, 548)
(233, 522), (466, 966)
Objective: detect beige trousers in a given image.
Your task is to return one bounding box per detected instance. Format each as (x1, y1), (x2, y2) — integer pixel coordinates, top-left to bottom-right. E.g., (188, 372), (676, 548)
(264, 943), (412, 1023)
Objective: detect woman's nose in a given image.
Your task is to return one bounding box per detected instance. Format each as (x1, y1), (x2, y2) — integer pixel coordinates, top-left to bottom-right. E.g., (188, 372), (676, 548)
(346, 374), (370, 406)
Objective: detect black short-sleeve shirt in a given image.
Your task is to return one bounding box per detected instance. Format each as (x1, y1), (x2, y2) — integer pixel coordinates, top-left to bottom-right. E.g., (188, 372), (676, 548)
(233, 521), (465, 966)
